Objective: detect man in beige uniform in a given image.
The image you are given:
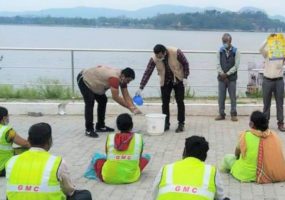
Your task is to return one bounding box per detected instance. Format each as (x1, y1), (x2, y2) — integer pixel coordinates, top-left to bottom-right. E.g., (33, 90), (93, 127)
(260, 33), (285, 131)
(77, 66), (141, 138)
(137, 44), (189, 133)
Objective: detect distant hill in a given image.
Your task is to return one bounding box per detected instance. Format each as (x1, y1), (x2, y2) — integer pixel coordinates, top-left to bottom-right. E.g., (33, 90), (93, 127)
(0, 4), (284, 26)
(0, 5), (205, 19)
(0, 5), (261, 19)
(0, 10), (284, 32)
(238, 7), (265, 13)
(272, 15), (285, 23)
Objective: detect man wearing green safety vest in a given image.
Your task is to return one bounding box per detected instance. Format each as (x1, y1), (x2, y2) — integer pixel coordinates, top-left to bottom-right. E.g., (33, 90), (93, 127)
(152, 136), (230, 200)
(5, 122), (92, 200)
(91, 113), (150, 184)
(0, 106), (30, 177)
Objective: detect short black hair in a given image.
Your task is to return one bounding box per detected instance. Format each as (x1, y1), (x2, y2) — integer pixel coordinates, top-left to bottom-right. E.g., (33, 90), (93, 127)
(0, 106), (8, 121)
(183, 136), (209, 161)
(153, 44), (167, 54)
(116, 113), (133, 132)
(222, 33), (232, 41)
(250, 111), (268, 131)
(121, 68), (135, 80)
(28, 123), (52, 146)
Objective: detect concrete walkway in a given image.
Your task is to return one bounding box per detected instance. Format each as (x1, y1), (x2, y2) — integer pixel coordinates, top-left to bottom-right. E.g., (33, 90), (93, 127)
(1, 114), (285, 200)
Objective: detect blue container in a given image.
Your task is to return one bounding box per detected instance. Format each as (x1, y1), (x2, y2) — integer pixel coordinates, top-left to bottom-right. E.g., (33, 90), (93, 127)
(133, 95), (143, 106)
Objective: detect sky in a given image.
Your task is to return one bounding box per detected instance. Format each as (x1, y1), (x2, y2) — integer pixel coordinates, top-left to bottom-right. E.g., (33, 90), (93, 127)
(0, 0), (284, 16)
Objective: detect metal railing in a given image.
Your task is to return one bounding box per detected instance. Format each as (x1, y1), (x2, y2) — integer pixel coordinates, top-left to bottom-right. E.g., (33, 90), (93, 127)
(0, 47), (262, 96)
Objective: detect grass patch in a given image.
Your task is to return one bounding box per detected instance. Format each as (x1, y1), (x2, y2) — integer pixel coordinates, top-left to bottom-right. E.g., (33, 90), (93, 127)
(0, 79), (79, 99)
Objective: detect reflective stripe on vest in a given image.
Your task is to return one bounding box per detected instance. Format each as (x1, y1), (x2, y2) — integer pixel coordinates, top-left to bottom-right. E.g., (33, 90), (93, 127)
(159, 164), (215, 199)
(107, 134), (141, 160)
(0, 125), (12, 151)
(6, 155), (61, 193)
(0, 144), (13, 150)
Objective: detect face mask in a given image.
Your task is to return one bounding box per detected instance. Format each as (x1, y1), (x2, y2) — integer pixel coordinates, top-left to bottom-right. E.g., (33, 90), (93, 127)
(157, 57), (165, 62)
(223, 43), (229, 49)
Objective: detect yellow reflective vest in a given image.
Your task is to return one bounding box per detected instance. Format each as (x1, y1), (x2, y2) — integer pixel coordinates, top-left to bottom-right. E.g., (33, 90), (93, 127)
(0, 124), (13, 172)
(102, 133), (143, 184)
(157, 157), (216, 200)
(5, 150), (66, 200)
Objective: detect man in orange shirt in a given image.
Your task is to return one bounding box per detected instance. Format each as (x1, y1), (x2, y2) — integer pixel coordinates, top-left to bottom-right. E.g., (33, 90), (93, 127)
(77, 66), (141, 138)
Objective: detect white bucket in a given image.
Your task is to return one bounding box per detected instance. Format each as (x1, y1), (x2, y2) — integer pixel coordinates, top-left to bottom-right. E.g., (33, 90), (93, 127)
(145, 113), (166, 136)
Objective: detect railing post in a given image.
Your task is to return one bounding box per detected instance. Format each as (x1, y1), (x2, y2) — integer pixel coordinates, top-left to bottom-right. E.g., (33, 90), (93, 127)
(71, 50), (75, 97)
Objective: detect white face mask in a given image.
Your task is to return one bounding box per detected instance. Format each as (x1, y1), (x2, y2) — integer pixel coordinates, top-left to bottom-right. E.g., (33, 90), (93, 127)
(157, 57), (165, 62)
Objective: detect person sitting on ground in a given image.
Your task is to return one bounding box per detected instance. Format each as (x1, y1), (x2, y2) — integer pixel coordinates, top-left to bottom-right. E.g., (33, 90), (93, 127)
(221, 111), (285, 183)
(153, 135), (229, 200)
(0, 106), (30, 177)
(87, 113), (150, 184)
(5, 122), (92, 200)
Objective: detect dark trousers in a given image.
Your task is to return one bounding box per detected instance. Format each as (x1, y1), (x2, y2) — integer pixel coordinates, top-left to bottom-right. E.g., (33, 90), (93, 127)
(0, 169), (5, 177)
(262, 77), (284, 123)
(218, 80), (237, 116)
(160, 81), (185, 125)
(67, 190), (92, 200)
(77, 73), (107, 131)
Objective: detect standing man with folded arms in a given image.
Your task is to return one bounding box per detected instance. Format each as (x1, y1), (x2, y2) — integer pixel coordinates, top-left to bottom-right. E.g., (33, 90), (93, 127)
(215, 33), (240, 122)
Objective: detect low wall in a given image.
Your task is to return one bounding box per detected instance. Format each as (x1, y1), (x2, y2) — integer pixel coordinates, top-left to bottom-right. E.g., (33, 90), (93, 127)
(0, 102), (271, 116)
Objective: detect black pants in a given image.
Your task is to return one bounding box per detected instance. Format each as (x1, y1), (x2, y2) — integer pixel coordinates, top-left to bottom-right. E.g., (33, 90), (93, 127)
(262, 77), (284, 123)
(67, 190), (92, 200)
(0, 169), (5, 177)
(160, 81), (185, 125)
(77, 73), (107, 131)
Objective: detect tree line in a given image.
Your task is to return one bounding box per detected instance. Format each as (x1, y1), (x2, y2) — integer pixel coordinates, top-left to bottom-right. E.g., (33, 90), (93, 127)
(0, 10), (284, 31)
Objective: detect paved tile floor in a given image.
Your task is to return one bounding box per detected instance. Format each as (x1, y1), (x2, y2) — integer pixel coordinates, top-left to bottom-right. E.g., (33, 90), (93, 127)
(1, 114), (285, 200)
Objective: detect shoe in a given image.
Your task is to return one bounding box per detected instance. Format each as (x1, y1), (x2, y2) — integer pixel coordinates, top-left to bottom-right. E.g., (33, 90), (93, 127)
(215, 115), (225, 120)
(278, 123), (285, 132)
(175, 124), (184, 133)
(96, 125), (115, 132)
(231, 116), (238, 122)
(85, 130), (99, 138)
(164, 123), (170, 131)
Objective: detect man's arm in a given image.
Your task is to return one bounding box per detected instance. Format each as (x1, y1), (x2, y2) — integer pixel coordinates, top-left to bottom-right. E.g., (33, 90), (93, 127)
(140, 58), (156, 90)
(7, 129), (30, 148)
(58, 159), (76, 197)
(259, 40), (268, 58)
(152, 167), (163, 200)
(177, 49), (190, 78)
(110, 87), (129, 108)
(121, 87), (142, 114)
(110, 87), (140, 113)
(214, 171), (226, 200)
(226, 50), (240, 76)
(216, 52), (224, 74)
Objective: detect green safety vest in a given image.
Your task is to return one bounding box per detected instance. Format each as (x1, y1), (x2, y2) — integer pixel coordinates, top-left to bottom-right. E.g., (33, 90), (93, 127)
(157, 157), (216, 200)
(102, 133), (143, 184)
(0, 124), (13, 171)
(231, 131), (259, 182)
(5, 150), (66, 200)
